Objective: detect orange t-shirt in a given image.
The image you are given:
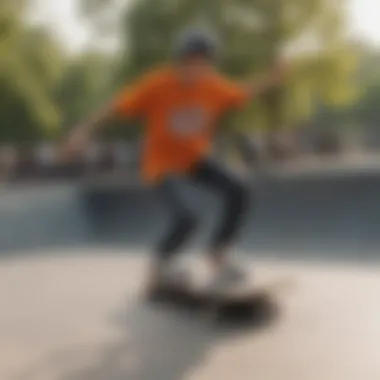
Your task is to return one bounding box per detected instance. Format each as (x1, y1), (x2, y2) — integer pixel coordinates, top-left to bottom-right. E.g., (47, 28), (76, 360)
(113, 66), (249, 183)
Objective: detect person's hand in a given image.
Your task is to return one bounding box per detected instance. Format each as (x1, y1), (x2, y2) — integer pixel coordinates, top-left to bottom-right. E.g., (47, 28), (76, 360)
(58, 127), (88, 163)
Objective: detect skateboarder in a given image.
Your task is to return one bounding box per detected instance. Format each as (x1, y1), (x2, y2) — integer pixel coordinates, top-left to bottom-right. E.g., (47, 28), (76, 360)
(61, 29), (286, 293)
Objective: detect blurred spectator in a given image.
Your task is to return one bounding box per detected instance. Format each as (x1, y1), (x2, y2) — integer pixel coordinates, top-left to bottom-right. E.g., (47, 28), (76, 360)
(265, 132), (298, 161)
(35, 142), (57, 178)
(97, 143), (117, 173)
(83, 143), (103, 176)
(312, 130), (342, 156)
(0, 145), (17, 181)
(12, 144), (38, 180)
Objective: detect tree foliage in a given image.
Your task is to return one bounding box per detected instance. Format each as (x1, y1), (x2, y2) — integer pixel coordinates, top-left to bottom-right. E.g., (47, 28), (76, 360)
(56, 52), (114, 131)
(0, 2), (63, 141)
(0, 0), (115, 142)
(80, 0), (359, 136)
(1, 0), (379, 145)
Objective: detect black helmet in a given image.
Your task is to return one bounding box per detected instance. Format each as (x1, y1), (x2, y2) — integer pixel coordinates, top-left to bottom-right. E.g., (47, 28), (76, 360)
(174, 28), (219, 61)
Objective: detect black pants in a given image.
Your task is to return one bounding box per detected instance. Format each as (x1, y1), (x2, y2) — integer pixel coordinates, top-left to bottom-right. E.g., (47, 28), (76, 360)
(156, 159), (250, 262)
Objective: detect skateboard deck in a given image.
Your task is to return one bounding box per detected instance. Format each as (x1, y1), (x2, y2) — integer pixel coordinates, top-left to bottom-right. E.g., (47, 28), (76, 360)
(146, 277), (294, 324)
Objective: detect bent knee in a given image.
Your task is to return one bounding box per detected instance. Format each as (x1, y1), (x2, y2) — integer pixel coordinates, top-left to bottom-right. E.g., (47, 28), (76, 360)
(176, 212), (199, 234)
(225, 181), (251, 210)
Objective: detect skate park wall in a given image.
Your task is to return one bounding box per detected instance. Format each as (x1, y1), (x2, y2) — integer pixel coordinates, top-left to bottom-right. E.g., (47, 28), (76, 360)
(0, 167), (379, 261)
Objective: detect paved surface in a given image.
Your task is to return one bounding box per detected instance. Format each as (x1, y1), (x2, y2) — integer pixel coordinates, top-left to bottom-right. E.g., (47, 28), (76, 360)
(1, 252), (380, 380)
(1, 167), (380, 379)
(0, 169), (380, 380)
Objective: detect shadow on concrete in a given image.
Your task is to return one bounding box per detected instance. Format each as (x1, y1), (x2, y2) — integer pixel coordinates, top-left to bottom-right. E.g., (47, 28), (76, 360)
(13, 297), (280, 380)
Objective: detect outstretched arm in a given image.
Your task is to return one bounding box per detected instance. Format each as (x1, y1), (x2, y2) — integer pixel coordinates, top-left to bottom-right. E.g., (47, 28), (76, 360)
(215, 61), (286, 166)
(61, 102), (115, 159)
(216, 60), (287, 111)
(61, 72), (156, 160)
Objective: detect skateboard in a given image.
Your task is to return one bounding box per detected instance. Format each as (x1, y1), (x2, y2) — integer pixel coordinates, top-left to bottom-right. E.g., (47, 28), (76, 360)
(146, 276), (294, 324)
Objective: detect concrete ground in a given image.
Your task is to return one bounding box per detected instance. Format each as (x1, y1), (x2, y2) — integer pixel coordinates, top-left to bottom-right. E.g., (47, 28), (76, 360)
(2, 250), (380, 380)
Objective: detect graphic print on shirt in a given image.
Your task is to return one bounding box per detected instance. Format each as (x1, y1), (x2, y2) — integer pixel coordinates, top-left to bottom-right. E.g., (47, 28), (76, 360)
(169, 105), (208, 137)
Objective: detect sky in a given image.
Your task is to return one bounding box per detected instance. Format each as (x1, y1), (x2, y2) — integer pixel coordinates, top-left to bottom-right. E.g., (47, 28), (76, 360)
(31, 0), (380, 54)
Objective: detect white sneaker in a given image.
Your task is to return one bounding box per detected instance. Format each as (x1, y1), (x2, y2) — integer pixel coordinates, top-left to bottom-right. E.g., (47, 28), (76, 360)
(160, 265), (192, 287)
(207, 263), (247, 294)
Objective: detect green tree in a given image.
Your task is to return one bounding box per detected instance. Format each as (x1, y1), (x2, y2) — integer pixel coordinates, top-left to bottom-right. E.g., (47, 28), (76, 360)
(309, 42), (380, 131)
(79, 0), (358, 143)
(56, 51), (114, 131)
(0, 1), (64, 142)
(349, 81), (380, 129)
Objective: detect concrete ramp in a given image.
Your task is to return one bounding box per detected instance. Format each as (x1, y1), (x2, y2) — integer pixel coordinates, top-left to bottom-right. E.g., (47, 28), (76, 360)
(80, 167), (380, 258)
(1, 252), (380, 380)
(0, 167), (379, 259)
